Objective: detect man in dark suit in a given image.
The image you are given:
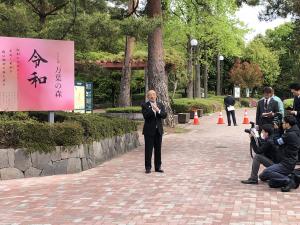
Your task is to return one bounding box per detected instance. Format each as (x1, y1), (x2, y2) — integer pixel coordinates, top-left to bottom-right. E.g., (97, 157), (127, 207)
(289, 83), (300, 125)
(141, 90), (167, 174)
(288, 83), (300, 162)
(256, 87), (279, 129)
(224, 93), (237, 126)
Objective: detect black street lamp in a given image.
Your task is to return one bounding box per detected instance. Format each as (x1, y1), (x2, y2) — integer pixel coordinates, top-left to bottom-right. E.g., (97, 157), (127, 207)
(217, 55), (224, 95)
(190, 39), (198, 98)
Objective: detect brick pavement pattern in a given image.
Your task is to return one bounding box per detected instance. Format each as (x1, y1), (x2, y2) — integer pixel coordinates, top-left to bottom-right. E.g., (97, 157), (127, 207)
(0, 109), (300, 225)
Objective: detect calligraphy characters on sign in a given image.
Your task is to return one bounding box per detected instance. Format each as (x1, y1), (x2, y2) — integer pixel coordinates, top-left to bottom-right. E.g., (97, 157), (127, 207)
(28, 72), (47, 88)
(28, 49), (48, 68)
(27, 49), (48, 88)
(1, 50), (5, 87)
(55, 66), (62, 98)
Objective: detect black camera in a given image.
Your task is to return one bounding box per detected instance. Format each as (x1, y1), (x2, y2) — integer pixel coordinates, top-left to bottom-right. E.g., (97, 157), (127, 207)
(244, 121), (256, 134)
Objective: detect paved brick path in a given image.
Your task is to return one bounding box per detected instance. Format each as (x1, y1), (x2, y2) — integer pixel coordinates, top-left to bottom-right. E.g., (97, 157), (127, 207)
(1, 109), (300, 225)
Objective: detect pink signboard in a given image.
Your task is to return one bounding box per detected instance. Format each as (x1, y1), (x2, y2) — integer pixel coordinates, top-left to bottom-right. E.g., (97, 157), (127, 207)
(0, 36), (74, 111)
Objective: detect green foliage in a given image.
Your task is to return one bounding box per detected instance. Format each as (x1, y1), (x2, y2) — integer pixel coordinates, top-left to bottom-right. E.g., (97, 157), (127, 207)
(260, 23), (300, 97)
(0, 113), (137, 153)
(171, 98), (223, 114)
(0, 3), (32, 37)
(106, 107), (141, 113)
(243, 39), (280, 86)
(0, 120), (84, 153)
(239, 98), (258, 107)
(119, 17), (161, 39)
(284, 98), (294, 109)
(75, 48), (185, 67)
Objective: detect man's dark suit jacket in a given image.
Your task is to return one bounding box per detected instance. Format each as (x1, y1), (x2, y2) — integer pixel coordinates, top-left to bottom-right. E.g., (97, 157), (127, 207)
(256, 98), (279, 126)
(224, 95), (235, 109)
(293, 96), (300, 124)
(142, 101), (167, 136)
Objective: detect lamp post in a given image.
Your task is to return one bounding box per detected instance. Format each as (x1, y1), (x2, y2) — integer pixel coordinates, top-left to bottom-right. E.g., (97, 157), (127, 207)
(190, 39), (198, 98)
(217, 54), (224, 96)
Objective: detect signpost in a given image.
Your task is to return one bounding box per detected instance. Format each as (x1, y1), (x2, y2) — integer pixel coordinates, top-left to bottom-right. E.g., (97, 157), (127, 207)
(74, 81), (93, 113)
(74, 82), (86, 113)
(85, 82), (93, 113)
(0, 36), (74, 112)
(234, 86), (240, 99)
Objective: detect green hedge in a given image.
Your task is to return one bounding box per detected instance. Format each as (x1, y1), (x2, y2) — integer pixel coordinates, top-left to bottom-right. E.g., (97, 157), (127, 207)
(0, 120), (84, 153)
(106, 106), (141, 113)
(239, 98), (258, 107)
(284, 98), (293, 109)
(0, 113), (138, 153)
(172, 98), (223, 114)
(132, 93), (182, 102)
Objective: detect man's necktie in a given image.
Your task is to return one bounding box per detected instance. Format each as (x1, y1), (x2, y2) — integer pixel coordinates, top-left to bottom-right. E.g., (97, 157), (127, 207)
(264, 99), (268, 111)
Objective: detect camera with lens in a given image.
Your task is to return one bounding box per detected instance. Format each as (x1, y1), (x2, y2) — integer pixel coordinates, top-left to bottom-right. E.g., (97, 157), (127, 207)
(244, 121), (256, 134)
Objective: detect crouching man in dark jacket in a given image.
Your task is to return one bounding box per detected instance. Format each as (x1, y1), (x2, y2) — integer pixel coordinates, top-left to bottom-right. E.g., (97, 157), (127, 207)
(259, 115), (300, 192)
(241, 124), (279, 184)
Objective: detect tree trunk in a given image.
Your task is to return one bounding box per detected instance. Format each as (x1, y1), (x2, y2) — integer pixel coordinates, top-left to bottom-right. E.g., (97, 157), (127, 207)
(118, 36), (135, 106)
(172, 80), (178, 99)
(187, 38), (193, 98)
(38, 0), (47, 25)
(144, 67), (148, 101)
(147, 0), (174, 127)
(118, 0), (136, 107)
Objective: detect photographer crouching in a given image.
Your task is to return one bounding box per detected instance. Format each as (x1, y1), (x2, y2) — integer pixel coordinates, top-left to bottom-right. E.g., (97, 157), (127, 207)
(241, 124), (280, 184)
(259, 115), (300, 192)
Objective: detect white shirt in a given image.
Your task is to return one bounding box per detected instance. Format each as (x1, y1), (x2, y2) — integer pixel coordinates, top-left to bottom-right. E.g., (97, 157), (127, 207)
(149, 101), (161, 116)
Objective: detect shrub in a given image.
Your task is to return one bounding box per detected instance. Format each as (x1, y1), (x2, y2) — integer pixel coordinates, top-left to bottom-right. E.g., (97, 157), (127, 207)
(106, 107), (141, 113)
(240, 98), (251, 107)
(63, 113), (138, 142)
(0, 120), (84, 153)
(284, 98), (293, 109)
(0, 112), (31, 121)
(0, 113), (138, 153)
(172, 98), (223, 114)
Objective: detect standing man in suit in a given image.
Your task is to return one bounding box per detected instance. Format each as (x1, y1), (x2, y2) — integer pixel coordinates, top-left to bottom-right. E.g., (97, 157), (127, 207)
(289, 83), (300, 125)
(288, 83), (300, 162)
(224, 93), (237, 126)
(256, 87), (279, 129)
(271, 88), (284, 119)
(141, 90), (167, 174)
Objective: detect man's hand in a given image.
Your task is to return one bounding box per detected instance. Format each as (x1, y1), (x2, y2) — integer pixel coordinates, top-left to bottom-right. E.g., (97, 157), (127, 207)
(151, 103), (160, 112)
(291, 111), (297, 116)
(262, 112), (274, 118)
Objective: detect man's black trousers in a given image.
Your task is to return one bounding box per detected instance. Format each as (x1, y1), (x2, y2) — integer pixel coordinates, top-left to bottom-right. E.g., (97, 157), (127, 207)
(144, 129), (162, 170)
(225, 110), (237, 126)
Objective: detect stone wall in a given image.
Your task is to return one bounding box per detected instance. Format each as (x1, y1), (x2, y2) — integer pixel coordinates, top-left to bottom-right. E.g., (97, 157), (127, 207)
(0, 132), (139, 180)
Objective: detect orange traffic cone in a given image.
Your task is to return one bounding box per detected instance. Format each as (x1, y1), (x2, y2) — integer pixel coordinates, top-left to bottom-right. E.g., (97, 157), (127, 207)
(242, 109), (250, 124)
(193, 111), (199, 125)
(217, 112), (225, 124)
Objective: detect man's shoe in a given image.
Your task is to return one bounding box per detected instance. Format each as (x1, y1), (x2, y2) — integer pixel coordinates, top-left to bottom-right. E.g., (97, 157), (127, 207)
(155, 168), (164, 173)
(145, 169), (151, 174)
(241, 178), (258, 184)
(281, 179), (296, 192)
(234, 124), (238, 126)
